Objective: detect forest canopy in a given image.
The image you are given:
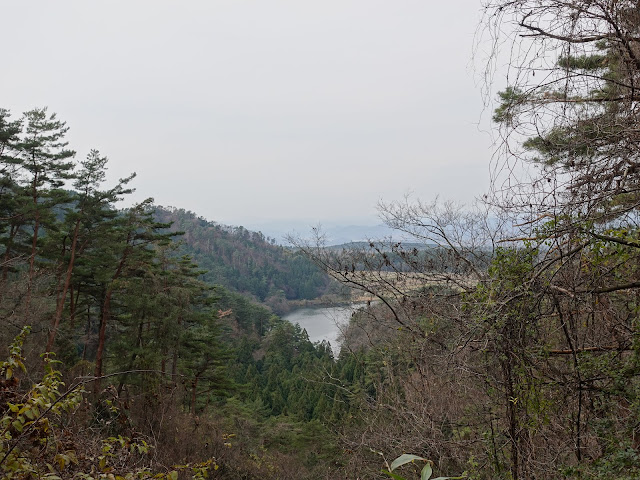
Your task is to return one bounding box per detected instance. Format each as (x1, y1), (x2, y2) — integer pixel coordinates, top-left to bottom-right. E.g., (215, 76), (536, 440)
(3, 1), (640, 478)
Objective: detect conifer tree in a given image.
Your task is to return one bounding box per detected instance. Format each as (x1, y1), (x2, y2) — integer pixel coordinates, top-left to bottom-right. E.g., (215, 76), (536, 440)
(46, 149), (134, 352)
(15, 108), (75, 314)
(0, 110), (23, 289)
(92, 199), (173, 393)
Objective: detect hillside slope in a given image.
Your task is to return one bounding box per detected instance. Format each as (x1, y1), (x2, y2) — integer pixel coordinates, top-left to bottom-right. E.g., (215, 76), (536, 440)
(153, 207), (330, 311)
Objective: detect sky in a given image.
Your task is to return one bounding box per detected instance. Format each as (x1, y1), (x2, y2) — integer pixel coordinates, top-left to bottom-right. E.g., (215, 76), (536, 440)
(2, 1), (498, 231)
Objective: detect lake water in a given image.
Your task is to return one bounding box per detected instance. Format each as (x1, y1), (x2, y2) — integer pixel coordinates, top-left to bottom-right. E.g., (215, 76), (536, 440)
(282, 304), (364, 354)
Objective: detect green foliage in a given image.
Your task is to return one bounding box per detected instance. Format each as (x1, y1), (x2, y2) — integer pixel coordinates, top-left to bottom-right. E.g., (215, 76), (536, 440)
(110, 242), (234, 412)
(0, 329), (79, 478)
(153, 207), (331, 307)
(383, 453), (466, 480)
(17, 94), (640, 479)
(0, 329), (218, 479)
(0, 106), (350, 478)
(492, 87), (526, 124)
(557, 54), (608, 71)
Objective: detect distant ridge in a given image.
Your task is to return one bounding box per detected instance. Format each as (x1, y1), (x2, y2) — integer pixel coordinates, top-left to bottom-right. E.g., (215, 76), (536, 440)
(325, 241), (436, 251)
(245, 221), (400, 246)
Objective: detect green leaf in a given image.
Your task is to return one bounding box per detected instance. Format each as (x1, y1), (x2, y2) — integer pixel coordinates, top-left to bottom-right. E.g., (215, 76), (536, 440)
(383, 470), (408, 480)
(421, 463), (433, 480)
(390, 454), (428, 471)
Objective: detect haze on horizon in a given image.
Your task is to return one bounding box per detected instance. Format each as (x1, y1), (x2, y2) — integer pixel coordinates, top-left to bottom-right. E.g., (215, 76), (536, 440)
(2, 1), (496, 231)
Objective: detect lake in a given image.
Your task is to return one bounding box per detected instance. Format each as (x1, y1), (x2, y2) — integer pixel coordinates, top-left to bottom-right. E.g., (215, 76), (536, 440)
(282, 304), (364, 354)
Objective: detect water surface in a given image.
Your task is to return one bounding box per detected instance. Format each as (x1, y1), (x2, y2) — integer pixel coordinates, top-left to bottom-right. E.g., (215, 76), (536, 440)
(283, 304), (364, 354)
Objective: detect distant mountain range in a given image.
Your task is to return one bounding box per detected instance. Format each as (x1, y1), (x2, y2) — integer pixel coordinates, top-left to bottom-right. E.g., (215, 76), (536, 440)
(243, 221), (400, 246)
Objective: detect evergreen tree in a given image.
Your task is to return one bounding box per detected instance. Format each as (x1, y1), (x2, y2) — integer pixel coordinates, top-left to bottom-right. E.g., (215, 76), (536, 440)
(46, 150), (134, 351)
(15, 108), (75, 313)
(92, 199), (173, 393)
(0, 110), (23, 290)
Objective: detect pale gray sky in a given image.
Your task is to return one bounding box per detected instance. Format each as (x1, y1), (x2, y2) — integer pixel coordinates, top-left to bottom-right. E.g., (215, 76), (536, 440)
(2, 1), (495, 228)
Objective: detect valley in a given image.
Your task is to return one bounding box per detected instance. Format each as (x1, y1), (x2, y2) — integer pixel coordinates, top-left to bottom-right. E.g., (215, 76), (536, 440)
(3, 1), (640, 478)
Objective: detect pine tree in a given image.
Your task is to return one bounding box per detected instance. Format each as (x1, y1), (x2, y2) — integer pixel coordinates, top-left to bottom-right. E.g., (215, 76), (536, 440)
(46, 150), (135, 352)
(14, 108), (75, 314)
(92, 199), (173, 393)
(0, 110), (23, 290)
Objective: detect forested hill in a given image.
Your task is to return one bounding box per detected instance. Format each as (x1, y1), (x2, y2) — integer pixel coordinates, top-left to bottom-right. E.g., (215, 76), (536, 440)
(153, 206), (331, 310)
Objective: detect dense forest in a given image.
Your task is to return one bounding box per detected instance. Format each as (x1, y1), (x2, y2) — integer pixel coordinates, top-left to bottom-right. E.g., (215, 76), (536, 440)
(152, 207), (332, 313)
(0, 105), (349, 479)
(3, 1), (640, 479)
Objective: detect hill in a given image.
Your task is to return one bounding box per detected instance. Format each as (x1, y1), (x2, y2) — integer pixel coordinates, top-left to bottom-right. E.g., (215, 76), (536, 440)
(153, 206), (331, 312)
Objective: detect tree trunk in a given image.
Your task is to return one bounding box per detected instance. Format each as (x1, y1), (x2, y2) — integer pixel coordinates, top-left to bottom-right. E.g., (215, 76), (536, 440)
(117, 321), (144, 396)
(1, 224), (18, 287)
(69, 283), (78, 329)
(47, 220), (80, 352)
(24, 211), (40, 316)
(82, 301), (92, 361)
(93, 242), (131, 395)
(191, 376), (199, 414)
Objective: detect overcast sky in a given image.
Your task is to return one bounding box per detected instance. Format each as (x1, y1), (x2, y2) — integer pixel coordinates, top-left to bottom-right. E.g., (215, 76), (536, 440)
(2, 1), (497, 229)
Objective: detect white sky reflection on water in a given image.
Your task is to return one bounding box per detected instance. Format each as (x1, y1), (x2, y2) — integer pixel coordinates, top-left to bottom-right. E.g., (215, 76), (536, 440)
(283, 304), (365, 355)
